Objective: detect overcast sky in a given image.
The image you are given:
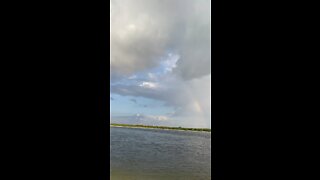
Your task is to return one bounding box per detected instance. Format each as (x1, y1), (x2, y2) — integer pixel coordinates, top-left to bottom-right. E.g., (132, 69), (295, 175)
(111, 0), (211, 128)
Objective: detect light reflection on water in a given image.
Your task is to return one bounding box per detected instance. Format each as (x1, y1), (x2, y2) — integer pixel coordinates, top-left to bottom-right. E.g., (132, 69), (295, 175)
(110, 127), (211, 180)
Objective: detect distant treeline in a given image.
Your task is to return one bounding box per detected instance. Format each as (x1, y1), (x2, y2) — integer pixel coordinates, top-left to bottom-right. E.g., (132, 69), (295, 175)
(110, 123), (211, 132)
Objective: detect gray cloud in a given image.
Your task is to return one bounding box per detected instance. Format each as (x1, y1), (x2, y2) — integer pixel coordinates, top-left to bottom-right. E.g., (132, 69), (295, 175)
(111, 74), (211, 127)
(130, 98), (137, 104)
(111, 0), (211, 80)
(111, 0), (211, 128)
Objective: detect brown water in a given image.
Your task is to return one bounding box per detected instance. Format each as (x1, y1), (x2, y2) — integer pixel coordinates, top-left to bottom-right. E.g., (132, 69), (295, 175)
(110, 127), (211, 180)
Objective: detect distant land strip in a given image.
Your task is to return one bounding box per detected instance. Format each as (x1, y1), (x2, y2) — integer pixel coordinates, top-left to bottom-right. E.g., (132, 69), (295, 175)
(110, 123), (211, 132)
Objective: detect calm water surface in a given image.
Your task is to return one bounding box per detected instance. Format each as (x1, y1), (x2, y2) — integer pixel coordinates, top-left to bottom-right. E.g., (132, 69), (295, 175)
(110, 127), (211, 180)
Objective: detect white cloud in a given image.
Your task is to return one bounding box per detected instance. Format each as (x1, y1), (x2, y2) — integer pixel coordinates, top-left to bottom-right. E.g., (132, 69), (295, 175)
(111, 114), (170, 126)
(139, 81), (159, 89)
(128, 75), (137, 79)
(160, 53), (179, 73)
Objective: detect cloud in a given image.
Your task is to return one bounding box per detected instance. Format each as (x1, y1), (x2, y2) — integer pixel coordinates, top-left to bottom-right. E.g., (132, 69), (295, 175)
(139, 81), (159, 89)
(111, 0), (211, 80)
(130, 98), (137, 104)
(111, 74), (211, 127)
(111, 114), (170, 126)
(111, 0), (211, 128)
(128, 75), (137, 79)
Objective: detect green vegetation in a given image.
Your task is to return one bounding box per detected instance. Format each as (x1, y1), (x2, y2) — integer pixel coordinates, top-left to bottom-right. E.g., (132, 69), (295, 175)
(110, 123), (211, 132)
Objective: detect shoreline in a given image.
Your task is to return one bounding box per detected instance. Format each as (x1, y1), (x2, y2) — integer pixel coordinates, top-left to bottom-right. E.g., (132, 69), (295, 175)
(110, 124), (211, 132)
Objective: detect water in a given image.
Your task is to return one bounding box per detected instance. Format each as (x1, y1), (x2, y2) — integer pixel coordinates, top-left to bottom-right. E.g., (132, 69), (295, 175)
(110, 127), (211, 180)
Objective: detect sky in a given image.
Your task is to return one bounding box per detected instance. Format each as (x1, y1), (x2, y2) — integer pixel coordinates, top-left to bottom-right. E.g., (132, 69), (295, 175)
(110, 0), (211, 128)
